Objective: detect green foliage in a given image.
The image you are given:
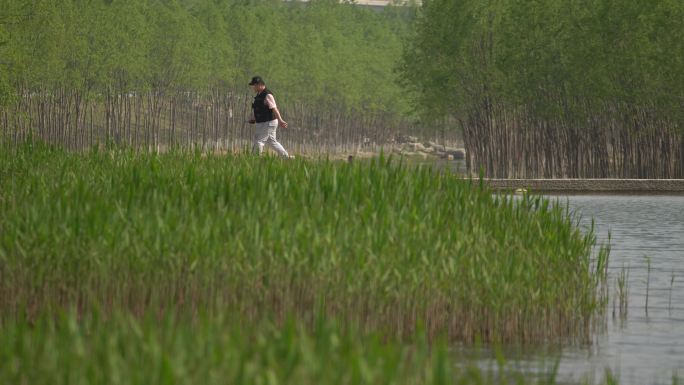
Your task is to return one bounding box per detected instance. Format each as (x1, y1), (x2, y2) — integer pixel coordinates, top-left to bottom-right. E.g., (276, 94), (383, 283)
(0, 67), (10, 106)
(0, 0), (23, 105)
(0, 20), (8, 105)
(1, 0), (413, 115)
(0, 143), (608, 344)
(0, 311), (641, 385)
(402, 0), (684, 177)
(405, 0), (684, 118)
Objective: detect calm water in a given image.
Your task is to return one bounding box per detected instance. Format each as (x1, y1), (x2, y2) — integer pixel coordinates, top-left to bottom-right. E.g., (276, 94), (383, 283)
(463, 195), (684, 384)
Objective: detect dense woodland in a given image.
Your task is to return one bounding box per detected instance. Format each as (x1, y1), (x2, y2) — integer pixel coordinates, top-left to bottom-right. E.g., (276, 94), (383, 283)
(403, 0), (684, 178)
(0, 0), (419, 154)
(2, 0), (683, 177)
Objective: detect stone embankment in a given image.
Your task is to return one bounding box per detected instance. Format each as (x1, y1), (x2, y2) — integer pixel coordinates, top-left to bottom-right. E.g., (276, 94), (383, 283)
(391, 135), (465, 160)
(485, 179), (684, 194)
(346, 137), (683, 194)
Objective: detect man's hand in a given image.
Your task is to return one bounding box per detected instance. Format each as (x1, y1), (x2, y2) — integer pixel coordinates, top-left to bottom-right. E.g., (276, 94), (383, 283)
(279, 120), (288, 128)
(248, 119), (256, 124)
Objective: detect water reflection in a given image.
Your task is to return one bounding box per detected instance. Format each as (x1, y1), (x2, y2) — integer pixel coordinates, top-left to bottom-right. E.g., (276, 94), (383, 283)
(471, 195), (684, 385)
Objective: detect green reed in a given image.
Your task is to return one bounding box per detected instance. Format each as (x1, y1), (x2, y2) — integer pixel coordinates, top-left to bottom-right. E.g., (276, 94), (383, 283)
(0, 141), (608, 344)
(1, 310), (649, 385)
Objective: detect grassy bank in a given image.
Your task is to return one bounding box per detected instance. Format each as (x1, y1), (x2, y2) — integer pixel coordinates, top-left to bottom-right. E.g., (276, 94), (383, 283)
(0, 141), (607, 345)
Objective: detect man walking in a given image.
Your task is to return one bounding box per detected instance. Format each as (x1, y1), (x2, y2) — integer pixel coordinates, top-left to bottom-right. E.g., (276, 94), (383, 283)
(248, 76), (291, 158)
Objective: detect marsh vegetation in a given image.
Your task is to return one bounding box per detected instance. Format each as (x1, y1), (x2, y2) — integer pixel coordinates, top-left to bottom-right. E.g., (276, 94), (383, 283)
(0, 141), (613, 383)
(1, 0), (681, 383)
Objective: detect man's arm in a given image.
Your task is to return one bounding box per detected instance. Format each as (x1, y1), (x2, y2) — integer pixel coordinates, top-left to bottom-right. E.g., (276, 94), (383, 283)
(265, 93), (287, 128)
(271, 107), (288, 128)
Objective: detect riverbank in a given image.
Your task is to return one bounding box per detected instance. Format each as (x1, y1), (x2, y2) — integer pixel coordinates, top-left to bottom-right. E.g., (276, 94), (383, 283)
(330, 147), (684, 194)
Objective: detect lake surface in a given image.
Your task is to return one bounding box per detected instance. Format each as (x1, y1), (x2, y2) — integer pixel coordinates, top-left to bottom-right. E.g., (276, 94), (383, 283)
(463, 195), (684, 384)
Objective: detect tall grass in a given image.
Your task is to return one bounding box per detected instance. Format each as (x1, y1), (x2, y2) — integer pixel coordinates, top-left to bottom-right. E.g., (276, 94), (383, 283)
(0, 140), (608, 344)
(0, 311), (640, 385)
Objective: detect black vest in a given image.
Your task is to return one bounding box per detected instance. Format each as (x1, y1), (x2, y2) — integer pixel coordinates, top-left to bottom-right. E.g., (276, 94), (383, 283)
(252, 89), (274, 123)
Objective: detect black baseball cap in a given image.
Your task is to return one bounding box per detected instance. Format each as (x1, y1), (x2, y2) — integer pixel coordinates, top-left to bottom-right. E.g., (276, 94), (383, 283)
(248, 76), (264, 85)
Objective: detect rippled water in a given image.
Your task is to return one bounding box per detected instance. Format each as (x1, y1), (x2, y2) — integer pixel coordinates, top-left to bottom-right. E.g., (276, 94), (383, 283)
(462, 195), (684, 384)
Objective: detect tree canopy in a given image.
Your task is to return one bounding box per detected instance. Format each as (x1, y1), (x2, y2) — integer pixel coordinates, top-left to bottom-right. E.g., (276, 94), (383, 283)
(402, 0), (684, 178)
(0, 0), (414, 115)
(404, 0), (684, 121)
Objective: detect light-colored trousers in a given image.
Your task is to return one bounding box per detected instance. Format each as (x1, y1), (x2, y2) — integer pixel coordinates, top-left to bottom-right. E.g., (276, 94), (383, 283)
(253, 120), (289, 158)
